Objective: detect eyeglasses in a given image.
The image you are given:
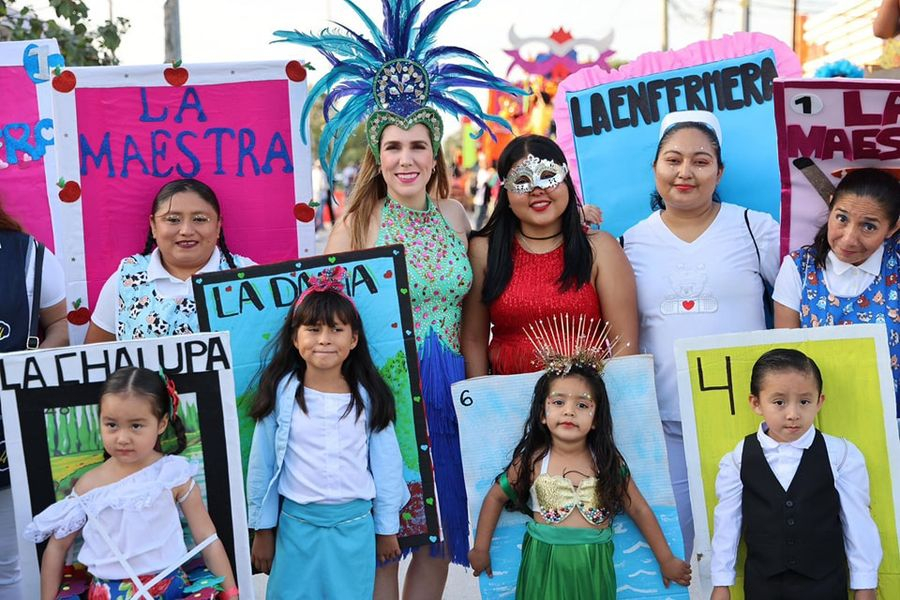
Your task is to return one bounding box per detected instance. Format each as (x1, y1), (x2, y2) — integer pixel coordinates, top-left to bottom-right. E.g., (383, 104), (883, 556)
(154, 214), (216, 226)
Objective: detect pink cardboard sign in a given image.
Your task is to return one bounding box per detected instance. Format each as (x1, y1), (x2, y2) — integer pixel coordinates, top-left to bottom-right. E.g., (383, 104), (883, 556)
(0, 40), (63, 250)
(52, 62), (314, 333)
(775, 78), (900, 254)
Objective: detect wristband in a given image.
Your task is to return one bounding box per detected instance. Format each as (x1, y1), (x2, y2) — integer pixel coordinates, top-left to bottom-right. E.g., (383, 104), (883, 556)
(219, 586), (239, 600)
(498, 472), (519, 503)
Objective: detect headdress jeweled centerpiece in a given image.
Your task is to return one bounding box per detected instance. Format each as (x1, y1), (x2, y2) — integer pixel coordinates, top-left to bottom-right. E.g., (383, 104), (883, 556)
(275, 0), (526, 183)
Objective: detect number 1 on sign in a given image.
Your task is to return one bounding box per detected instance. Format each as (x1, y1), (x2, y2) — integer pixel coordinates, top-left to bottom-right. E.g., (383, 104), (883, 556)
(789, 93), (823, 116)
(794, 96), (812, 114)
(27, 44), (51, 81)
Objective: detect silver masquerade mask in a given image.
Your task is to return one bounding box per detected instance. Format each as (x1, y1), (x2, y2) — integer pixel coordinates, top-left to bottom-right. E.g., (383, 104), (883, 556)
(502, 154), (569, 194)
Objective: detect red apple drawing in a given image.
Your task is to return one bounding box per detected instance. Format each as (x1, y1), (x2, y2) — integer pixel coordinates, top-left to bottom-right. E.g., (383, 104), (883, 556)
(66, 298), (91, 326)
(164, 60), (189, 86)
(293, 202), (315, 223)
(57, 178), (81, 202)
(285, 60), (314, 82)
(51, 69), (76, 93)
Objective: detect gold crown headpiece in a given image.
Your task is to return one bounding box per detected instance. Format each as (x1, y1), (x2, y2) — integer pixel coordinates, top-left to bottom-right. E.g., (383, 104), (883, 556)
(523, 314), (620, 375)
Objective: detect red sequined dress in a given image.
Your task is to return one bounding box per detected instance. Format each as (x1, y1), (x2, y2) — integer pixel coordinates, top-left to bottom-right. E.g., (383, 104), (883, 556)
(488, 239), (601, 374)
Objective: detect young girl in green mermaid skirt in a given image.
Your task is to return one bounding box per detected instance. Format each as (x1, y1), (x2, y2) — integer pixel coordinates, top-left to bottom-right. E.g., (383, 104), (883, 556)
(469, 361), (691, 599)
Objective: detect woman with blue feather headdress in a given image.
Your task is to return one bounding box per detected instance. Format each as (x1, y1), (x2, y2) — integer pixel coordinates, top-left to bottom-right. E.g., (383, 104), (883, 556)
(269, 1), (524, 597)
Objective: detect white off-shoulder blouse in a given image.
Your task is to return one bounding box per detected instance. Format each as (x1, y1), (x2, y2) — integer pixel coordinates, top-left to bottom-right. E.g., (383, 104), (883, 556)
(25, 455), (197, 580)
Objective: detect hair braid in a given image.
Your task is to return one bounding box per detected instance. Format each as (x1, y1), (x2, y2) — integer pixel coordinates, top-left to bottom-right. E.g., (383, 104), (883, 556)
(168, 413), (188, 455)
(217, 230), (238, 269)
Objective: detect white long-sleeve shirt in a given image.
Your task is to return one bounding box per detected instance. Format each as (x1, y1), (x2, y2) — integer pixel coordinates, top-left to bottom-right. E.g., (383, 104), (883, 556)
(710, 424), (882, 589)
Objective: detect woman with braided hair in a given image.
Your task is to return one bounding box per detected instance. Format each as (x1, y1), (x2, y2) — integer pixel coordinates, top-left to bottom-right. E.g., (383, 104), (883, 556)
(85, 178), (255, 342)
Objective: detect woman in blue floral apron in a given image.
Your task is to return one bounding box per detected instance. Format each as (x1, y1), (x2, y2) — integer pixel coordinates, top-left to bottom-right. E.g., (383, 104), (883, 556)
(774, 168), (900, 420)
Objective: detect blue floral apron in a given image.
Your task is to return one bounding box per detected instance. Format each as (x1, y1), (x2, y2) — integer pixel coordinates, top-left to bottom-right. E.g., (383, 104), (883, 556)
(793, 240), (900, 413)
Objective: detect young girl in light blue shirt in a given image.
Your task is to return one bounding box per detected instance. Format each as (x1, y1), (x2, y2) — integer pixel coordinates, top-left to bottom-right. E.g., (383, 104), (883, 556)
(246, 266), (408, 599)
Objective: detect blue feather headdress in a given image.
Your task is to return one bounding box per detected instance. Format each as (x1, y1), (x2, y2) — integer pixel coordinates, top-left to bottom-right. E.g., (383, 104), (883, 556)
(274, 0), (526, 184)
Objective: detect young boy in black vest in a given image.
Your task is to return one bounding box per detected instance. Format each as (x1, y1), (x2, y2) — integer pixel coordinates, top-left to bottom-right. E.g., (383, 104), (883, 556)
(710, 349), (882, 600)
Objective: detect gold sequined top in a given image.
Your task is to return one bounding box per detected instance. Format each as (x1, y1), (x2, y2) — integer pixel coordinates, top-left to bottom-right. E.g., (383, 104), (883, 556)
(528, 452), (610, 526)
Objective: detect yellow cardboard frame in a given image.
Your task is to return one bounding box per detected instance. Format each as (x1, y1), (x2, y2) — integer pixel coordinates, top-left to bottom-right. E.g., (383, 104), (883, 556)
(675, 324), (900, 599)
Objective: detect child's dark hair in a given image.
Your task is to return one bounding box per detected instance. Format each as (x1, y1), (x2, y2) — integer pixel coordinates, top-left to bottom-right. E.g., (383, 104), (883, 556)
(501, 365), (628, 516)
(142, 178), (238, 269)
(250, 289), (395, 431)
(471, 135), (593, 303)
(99, 367), (187, 456)
(808, 168), (900, 268)
(750, 348), (823, 396)
(650, 122), (724, 210)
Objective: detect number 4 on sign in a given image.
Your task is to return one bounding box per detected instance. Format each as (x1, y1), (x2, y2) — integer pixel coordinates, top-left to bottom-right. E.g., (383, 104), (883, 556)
(696, 355), (736, 415)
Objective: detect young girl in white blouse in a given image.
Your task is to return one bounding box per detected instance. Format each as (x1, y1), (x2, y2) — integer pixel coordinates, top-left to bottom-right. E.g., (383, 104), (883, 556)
(25, 367), (238, 600)
(710, 349), (881, 600)
(774, 168), (900, 419)
(246, 266), (408, 599)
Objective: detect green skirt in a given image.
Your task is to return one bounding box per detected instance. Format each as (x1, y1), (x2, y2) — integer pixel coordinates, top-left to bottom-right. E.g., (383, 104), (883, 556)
(516, 521), (615, 600)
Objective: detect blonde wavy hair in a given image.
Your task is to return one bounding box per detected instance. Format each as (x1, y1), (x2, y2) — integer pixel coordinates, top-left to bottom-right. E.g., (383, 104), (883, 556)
(343, 146), (451, 250)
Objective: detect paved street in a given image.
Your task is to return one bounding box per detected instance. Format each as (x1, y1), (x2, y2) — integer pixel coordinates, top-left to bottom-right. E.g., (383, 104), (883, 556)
(253, 560), (481, 599)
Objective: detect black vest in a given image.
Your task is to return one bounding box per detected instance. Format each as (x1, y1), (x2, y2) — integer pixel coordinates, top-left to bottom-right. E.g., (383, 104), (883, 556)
(740, 430), (846, 579)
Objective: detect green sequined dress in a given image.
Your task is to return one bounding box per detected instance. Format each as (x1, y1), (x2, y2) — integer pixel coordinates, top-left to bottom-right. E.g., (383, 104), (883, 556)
(375, 196), (472, 564)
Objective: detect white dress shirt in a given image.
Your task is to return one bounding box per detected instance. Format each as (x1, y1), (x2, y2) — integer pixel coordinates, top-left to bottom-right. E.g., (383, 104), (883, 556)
(710, 424), (882, 589)
(278, 387), (377, 505)
(772, 245), (885, 311)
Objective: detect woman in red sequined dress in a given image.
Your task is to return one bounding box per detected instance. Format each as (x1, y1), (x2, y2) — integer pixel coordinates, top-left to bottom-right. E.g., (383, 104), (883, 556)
(462, 135), (638, 376)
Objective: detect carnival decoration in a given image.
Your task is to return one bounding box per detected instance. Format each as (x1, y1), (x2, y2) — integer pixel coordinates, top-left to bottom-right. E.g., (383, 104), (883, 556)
(484, 26), (616, 159)
(2, 333), (253, 599)
(275, 0), (524, 185)
(775, 77), (900, 252)
(506, 26), (615, 82)
(454, 356), (689, 599)
(675, 324), (900, 598)
(553, 33), (801, 237)
(193, 246), (439, 548)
